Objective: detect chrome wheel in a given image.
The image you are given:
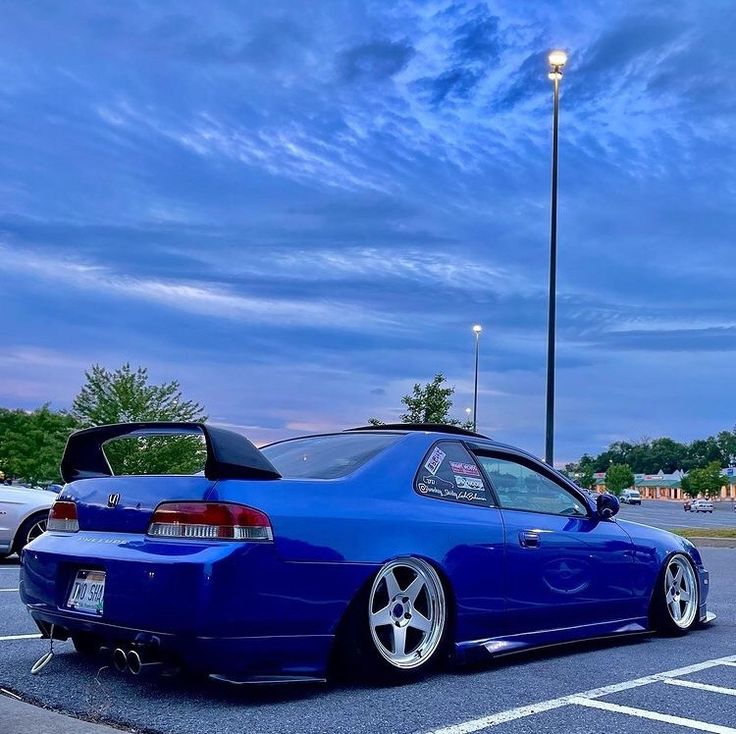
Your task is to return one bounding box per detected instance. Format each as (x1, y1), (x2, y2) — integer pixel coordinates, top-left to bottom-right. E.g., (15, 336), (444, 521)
(368, 558), (446, 670)
(664, 555), (698, 629)
(25, 518), (47, 546)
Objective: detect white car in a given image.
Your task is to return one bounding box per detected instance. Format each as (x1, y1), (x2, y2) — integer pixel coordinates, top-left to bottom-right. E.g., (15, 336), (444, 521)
(0, 485), (54, 558)
(689, 499), (714, 513)
(620, 489), (642, 505)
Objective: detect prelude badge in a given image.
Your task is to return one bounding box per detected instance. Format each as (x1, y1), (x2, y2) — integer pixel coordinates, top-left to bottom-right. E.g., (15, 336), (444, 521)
(107, 493), (121, 508)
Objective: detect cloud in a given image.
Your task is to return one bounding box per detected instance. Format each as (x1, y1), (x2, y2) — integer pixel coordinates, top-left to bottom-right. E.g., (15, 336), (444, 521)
(338, 39), (415, 82)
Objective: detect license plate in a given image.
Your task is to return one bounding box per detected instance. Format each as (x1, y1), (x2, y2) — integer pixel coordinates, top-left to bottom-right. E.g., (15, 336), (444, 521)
(67, 570), (106, 615)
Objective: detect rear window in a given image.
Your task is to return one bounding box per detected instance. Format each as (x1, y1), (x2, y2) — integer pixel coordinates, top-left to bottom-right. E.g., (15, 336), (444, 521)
(261, 432), (401, 479)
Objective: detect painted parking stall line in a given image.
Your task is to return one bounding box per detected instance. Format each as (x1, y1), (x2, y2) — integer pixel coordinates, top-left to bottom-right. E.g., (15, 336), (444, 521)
(663, 678), (736, 696)
(421, 655), (736, 734)
(0, 589), (19, 592)
(0, 634), (41, 641)
(569, 696), (736, 734)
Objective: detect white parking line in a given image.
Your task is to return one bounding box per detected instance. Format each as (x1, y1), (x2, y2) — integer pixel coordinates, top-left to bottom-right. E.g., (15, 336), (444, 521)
(421, 655), (736, 734)
(0, 634), (41, 641)
(663, 678), (736, 696)
(0, 588), (19, 592)
(570, 696), (736, 734)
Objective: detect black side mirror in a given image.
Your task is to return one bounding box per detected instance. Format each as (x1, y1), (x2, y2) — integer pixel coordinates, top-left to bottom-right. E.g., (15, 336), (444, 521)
(597, 492), (620, 519)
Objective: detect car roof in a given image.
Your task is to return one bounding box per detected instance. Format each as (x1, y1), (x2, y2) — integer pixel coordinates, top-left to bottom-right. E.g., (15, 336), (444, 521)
(346, 423), (490, 439)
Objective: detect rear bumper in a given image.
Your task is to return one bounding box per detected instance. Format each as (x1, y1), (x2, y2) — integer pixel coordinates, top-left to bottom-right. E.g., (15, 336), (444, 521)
(20, 531), (371, 678)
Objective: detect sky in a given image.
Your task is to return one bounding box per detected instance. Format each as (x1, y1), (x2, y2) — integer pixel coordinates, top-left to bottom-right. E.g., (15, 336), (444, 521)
(1, 0), (735, 464)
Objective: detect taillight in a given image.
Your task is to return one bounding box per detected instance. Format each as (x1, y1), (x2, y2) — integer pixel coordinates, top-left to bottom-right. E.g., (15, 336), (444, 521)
(48, 500), (79, 532)
(147, 502), (273, 541)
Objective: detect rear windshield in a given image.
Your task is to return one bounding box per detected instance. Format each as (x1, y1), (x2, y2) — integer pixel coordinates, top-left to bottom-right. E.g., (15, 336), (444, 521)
(261, 432), (401, 479)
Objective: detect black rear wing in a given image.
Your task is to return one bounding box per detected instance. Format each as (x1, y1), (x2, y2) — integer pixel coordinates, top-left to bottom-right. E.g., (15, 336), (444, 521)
(60, 422), (281, 483)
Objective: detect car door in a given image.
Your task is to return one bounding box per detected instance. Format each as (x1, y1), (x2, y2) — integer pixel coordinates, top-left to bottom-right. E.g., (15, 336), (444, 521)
(473, 450), (636, 635)
(412, 441), (507, 644)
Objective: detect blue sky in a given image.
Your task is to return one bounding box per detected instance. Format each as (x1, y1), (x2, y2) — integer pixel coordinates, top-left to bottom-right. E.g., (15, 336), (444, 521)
(1, 1), (735, 463)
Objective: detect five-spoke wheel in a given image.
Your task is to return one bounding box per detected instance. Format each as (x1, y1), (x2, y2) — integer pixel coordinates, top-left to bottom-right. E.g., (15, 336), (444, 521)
(652, 553), (699, 634)
(367, 557), (447, 672)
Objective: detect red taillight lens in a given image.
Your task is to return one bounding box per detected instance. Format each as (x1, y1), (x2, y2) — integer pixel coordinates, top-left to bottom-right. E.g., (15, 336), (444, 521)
(147, 502), (273, 542)
(48, 500), (79, 532)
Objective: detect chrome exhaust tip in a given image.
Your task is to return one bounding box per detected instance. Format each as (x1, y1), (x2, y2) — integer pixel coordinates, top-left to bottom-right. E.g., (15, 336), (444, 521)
(126, 649), (142, 675)
(112, 648), (128, 673)
(127, 648), (166, 676)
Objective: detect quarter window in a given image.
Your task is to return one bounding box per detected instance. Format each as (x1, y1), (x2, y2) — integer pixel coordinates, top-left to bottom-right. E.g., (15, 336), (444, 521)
(414, 442), (489, 506)
(476, 455), (586, 517)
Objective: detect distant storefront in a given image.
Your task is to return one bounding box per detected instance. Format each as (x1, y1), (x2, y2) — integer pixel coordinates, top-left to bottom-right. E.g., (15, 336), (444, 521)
(592, 470), (736, 500)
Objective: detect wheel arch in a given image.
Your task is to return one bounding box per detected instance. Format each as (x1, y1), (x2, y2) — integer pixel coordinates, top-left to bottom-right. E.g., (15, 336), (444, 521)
(327, 553), (457, 676)
(12, 508), (50, 554)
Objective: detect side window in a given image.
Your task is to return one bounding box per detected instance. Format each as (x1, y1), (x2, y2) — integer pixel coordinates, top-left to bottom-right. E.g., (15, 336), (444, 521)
(476, 455), (587, 517)
(414, 442), (490, 507)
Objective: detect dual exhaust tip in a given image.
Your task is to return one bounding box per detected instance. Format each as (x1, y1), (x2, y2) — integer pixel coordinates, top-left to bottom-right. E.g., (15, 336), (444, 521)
(112, 647), (165, 676)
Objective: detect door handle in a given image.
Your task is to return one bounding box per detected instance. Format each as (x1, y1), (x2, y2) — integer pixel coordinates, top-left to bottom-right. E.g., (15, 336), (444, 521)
(519, 531), (540, 548)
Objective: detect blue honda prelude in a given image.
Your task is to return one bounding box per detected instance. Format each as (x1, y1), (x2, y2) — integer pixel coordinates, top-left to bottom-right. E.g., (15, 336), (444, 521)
(20, 422), (712, 684)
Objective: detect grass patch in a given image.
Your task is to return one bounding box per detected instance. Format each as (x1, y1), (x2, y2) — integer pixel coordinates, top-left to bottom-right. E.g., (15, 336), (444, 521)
(671, 527), (736, 539)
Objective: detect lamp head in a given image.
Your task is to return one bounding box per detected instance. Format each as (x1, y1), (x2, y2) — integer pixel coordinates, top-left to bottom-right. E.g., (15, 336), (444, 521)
(548, 49), (567, 80)
(472, 324), (482, 334)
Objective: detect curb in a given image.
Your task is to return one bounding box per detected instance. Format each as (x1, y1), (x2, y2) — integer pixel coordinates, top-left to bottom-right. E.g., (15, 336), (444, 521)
(686, 537), (736, 548)
(0, 692), (128, 734)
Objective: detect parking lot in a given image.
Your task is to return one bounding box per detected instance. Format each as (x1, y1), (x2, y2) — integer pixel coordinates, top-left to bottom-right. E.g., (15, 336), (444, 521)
(1, 504), (734, 734)
(616, 499), (736, 530)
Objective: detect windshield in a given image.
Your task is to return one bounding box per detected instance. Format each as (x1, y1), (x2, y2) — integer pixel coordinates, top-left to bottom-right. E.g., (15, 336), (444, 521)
(261, 432), (402, 479)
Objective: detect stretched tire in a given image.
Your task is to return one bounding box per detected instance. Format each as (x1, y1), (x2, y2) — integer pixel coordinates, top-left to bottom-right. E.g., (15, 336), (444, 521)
(650, 553), (700, 635)
(13, 511), (48, 555)
(343, 557), (449, 681)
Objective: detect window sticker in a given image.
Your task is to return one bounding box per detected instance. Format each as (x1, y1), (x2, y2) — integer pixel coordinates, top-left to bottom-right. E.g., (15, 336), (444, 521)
(415, 442), (488, 506)
(454, 475), (484, 491)
(450, 461), (481, 477)
(423, 446), (446, 476)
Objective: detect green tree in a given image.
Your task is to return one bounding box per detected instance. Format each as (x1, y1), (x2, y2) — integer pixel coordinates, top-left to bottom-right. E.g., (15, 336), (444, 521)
(686, 461), (724, 498)
(401, 373), (456, 423)
(72, 364), (207, 475)
(368, 373), (473, 428)
(0, 405), (77, 485)
(605, 463), (635, 496)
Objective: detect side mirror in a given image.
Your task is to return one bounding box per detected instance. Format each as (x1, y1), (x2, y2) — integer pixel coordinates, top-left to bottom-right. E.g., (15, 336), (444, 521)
(597, 492), (620, 519)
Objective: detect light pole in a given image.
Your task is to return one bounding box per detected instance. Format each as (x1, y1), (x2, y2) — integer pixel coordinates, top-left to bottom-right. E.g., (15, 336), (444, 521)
(544, 49), (567, 466)
(472, 324), (482, 432)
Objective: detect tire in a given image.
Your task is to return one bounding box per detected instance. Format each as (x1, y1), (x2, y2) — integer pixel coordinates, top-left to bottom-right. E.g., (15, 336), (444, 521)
(650, 553), (700, 635)
(71, 633), (102, 656)
(343, 557), (449, 681)
(12, 511), (48, 555)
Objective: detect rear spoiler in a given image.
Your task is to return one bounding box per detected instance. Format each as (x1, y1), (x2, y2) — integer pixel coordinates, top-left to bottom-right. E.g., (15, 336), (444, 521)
(60, 422), (281, 483)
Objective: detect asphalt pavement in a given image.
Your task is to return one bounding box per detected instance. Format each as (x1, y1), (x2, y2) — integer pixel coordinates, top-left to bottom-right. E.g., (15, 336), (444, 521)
(0, 502), (734, 734)
(616, 498), (736, 530)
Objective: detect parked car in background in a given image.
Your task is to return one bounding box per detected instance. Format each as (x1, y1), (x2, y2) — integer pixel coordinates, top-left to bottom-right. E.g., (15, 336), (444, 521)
(620, 489), (641, 505)
(0, 484), (54, 558)
(688, 499), (714, 513)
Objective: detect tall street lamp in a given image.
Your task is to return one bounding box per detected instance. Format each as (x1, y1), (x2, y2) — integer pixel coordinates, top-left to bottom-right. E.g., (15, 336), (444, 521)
(472, 324), (482, 432)
(544, 49), (567, 466)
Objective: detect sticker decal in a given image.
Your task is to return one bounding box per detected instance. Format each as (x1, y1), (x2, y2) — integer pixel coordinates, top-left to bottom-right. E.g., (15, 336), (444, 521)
(450, 461), (481, 477)
(424, 446), (446, 476)
(454, 475), (485, 491)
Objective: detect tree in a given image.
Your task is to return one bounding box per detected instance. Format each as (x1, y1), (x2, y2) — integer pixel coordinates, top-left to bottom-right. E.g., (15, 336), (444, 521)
(401, 373), (456, 423)
(72, 364), (207, 475)
(369, 373), (472, 427)
(685, 462), (724, 498)
(605, 463), (635, 496)
(0, 405), (77, 485)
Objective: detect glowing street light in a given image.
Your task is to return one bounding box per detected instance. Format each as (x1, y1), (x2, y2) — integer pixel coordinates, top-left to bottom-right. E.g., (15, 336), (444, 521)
(544, 49), (568, 466)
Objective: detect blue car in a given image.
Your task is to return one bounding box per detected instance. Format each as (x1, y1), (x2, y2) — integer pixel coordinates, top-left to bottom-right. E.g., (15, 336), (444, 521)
(20, 422), (712, 684)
